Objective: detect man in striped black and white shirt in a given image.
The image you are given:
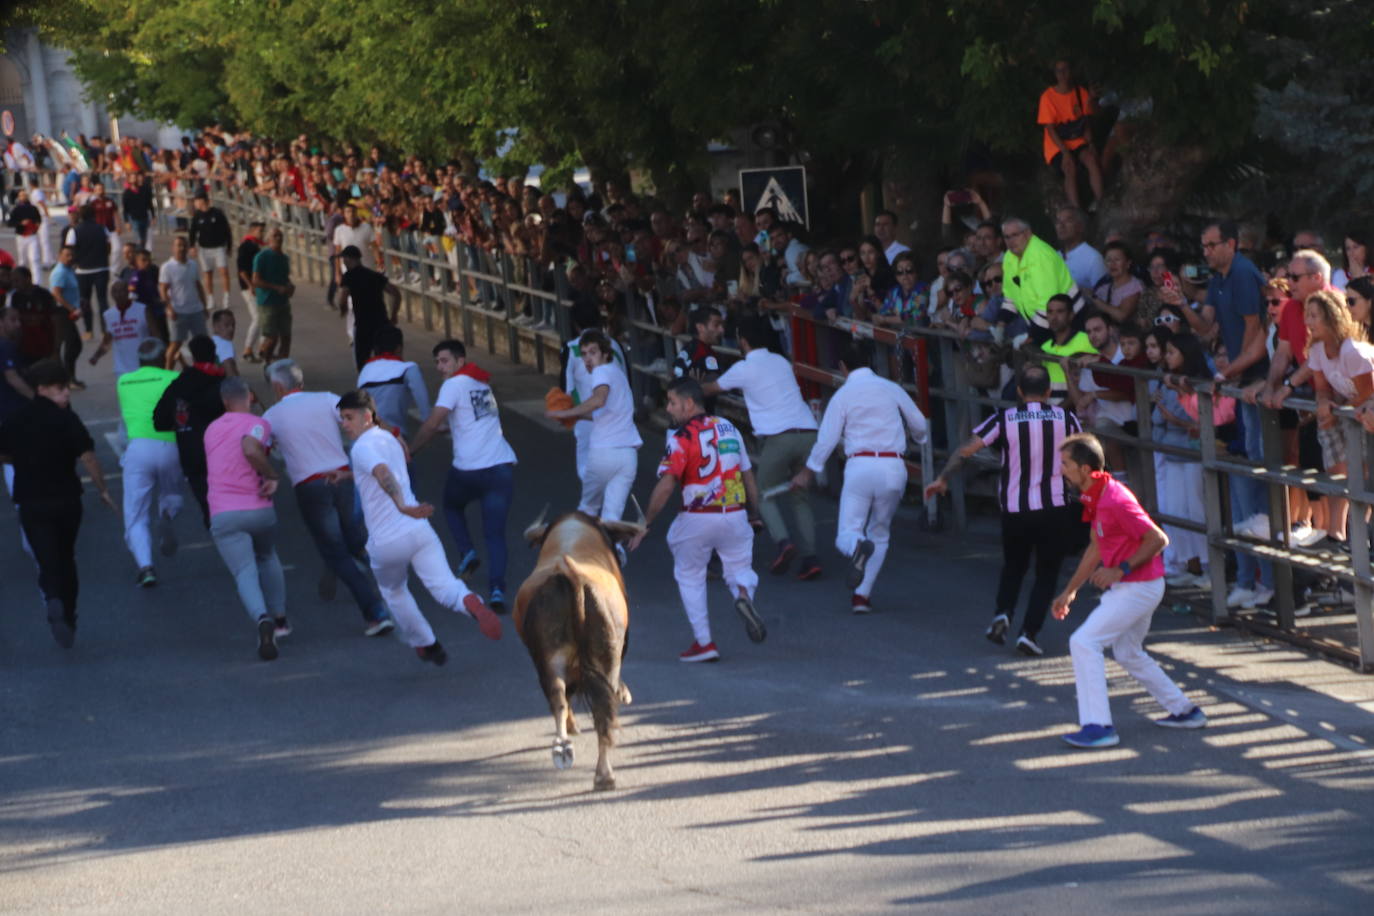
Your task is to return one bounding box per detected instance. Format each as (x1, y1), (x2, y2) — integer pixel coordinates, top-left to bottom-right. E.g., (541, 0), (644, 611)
(925, 365), (1085, 655)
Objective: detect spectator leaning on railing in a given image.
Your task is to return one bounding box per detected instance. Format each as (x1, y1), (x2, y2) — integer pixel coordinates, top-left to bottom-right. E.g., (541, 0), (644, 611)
(999, 216), (1079, 346)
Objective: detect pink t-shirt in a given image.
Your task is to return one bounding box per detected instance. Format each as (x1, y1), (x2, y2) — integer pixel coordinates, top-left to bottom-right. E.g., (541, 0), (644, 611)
(1091, 477), (1164, 582)
(204, 411), (274, 517)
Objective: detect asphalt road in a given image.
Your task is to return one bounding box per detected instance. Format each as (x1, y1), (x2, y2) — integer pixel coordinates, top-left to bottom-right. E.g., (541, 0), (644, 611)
(2, 232), (1373, 913)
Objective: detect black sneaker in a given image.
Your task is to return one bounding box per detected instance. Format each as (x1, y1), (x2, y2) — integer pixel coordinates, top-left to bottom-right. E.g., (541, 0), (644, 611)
(734, 591), (767, 643)
(846, 539), (875, 590)
(274, 617), (292, 638)
(136, 566), (158, 588)
(985, 613), (1010, 646)
(1015, 634), (1044, 657)
(256, 617), (278, 661)
(416, 640), (448, 666)
(158, 513), (178, 557)
(46, 598), (75, 649)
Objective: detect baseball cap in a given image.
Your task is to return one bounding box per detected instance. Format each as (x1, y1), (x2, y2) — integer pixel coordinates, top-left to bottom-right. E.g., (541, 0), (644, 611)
(136, 337), (166, 362)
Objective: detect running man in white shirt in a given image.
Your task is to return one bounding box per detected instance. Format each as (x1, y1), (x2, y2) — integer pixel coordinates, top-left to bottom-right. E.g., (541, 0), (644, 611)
(560, 319), (627, 481)
(630, 377), (766, 662)
(209, 308), (239, 377)
(410, 338), (518, 611)
(88, 282), (148, 379)
(704, 316), (822, 579)
(262, 360), (394, 636)
(546, 328), (642, 524)
(791, 342), (929, 613)
(338, 388), (502, 665)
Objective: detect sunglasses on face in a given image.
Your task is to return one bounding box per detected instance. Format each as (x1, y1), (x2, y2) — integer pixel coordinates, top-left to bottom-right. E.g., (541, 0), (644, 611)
(840, 254), (857, 263)
(1155, 314), (1180, 326)
(1266, 297), (1284, 306)
(895, 268), (915, 276)
(947, 285), (966, 295)
(985, 275), (1003, 284)
(1289, 272), (1310, 282)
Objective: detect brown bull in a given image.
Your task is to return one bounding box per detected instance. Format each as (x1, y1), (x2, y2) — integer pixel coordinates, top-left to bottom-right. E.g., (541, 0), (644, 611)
(514, 508), (643, 790)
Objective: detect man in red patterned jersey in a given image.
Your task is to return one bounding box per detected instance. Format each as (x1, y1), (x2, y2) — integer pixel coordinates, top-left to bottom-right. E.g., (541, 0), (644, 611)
(630, 377), (766, 662)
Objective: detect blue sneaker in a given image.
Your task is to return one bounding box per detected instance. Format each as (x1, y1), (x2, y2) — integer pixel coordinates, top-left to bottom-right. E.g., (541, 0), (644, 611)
(489, 588), (506, 614)
(1062, 724), (1120, 748)
(457, 550), (481, 577)
(1155, 706), (1207, 729)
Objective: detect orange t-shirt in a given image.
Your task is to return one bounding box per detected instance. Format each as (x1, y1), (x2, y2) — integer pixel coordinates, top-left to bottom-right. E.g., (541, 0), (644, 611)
(1037, 86), (1094, 164)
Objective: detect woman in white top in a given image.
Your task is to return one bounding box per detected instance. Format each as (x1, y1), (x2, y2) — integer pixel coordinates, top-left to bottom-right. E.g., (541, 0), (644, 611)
(546, 328), (641, 521)
(1089, 241), (1144, 326)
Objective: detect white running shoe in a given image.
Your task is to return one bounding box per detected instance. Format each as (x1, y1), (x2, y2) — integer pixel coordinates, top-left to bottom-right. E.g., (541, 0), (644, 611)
(1295, 526), (1328, 548)
(1247, 585), (1275, 608)
(1226, 585), (1256, 608)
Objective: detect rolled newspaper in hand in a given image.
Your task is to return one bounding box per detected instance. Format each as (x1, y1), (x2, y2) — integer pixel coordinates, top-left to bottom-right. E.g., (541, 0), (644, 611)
(761, 482), (794, 500)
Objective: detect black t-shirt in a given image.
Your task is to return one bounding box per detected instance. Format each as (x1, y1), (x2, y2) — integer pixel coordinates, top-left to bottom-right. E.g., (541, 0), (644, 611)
(340, 266), (391, 328)
(0, 395), (95, 504)
(236, 238), (261, 290)
(0, 338), (28, 422)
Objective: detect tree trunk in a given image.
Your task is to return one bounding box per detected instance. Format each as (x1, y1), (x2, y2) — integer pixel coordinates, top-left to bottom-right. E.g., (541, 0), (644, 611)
(803, 152), (872, 245)
(1093, 127), (1212, 245)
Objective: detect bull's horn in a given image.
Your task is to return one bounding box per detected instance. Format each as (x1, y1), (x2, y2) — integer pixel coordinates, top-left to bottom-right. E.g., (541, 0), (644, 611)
(523, 503), (551, 543)
(530, 503), (549, 529)
(631, 495), (646, 527)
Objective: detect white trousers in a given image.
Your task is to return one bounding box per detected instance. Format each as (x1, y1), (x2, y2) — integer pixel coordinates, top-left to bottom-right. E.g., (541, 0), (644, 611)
(16, 234), (40, 274)
(1069, 578), (1192, 726)
(667, 511), (759, 645)
(1159, 459), (1206, 572)
(579, 446), (637, 521)
(836, 457), (907, 597)
(573, 420), (592, 481)
(121, 438), (184, 568)
(240, 288), (261, 353)
(368, 524), (474, 648)
(38, 221), (52, 264)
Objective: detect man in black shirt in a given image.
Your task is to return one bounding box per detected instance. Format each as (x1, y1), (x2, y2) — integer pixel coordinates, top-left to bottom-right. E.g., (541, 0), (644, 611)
(68, 204), (110, 336)
(121, 173), (155, 248)
(188, 189), (233, 309)
(0, 359), (114, 648)
(673, 306), (724, 411)
(335, 244), (400, 370)
(6, 189), (43, 274)
(7, 266), (63, 366)
(235, 219), (265, 361)
(152, 335), (227, 526)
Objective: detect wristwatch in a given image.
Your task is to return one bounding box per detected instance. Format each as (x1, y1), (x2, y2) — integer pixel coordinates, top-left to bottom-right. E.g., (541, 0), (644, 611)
(1118, 561), (1132, 576)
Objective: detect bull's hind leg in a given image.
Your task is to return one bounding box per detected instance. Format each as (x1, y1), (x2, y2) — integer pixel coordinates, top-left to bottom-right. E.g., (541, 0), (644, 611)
(617, 681), (632, 705)
(565, 705), (579, 735)
(593, 732), (615, 791)
(545, 672), (574, 770)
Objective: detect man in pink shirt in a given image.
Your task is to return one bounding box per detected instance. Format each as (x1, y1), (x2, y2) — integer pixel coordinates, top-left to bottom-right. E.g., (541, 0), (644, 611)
(1052, 433), (1206, 748)
(204, 375), (287, 661)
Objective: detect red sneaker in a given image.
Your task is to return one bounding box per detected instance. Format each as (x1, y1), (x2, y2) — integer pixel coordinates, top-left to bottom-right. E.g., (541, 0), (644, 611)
(769, 541), (797, 575)
(851, 593), (872, 615)
(463, 592), (503, 641)
(679, 641), (720, 663)
(795, 558), (822, 580)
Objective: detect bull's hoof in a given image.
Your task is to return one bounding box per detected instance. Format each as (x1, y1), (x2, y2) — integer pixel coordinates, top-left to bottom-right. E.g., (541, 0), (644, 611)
(618, 681), (633, 705)
(552, 739), (574, 770)
(593, 774), (616, 791)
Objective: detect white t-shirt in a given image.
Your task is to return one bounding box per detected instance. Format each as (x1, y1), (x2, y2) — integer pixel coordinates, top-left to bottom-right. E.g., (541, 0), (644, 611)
(884, 240), (911, 264)
(805, 368), (928, 472)
(213, 334), (235, 364)
(715, 348), (818, 436)
(1307, 338), (1374, 401)
(262, 390), (350, 485)
(588, 361), (642, 449)
(159, 258), (203, 314)
(333, 222), (377, 269)
(102, 301), (148, 377)
(349, 424), (426, 545)
(434, 372), (518, 470)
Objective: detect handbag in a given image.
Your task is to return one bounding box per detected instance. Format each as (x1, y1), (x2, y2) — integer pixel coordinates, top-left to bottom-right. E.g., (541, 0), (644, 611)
(1054, 87), (1090, 141)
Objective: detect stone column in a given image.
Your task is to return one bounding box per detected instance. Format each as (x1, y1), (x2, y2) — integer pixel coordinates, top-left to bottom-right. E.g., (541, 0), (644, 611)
(25, 30), (52, 137)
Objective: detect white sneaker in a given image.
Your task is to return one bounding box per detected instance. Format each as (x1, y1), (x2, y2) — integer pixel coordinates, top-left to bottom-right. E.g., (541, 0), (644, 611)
(1226, 586), (1256, 608)
(1236, 513), (1271, 539)
(1165, 572), (1197, 588)
(1192, 573), (1213, 591)
(1295, 526), (1328, 548)
(1247, 585), (1275, 608)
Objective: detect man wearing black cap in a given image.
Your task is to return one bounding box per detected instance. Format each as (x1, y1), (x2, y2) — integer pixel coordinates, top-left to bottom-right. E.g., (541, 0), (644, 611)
(235, 219), (266, 361)
(188, 189), (233, 309)
(335, 244), (400, 371)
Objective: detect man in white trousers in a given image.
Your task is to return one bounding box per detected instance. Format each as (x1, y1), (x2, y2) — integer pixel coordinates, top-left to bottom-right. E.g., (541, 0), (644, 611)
(1052, 432), (1207, 748)
(546, 328), (641, 524)
(630, 377), (766, 662)
(791, 342), (928, 614)
(115, 338), (182, 586)
(338, 388), (502, 665)
(560, 317), (626, 482)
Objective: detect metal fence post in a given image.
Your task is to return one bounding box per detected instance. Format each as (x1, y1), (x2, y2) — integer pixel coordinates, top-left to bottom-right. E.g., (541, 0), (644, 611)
(938, 335), (967, 531)
(1345, 417), (1374, 670)
(1198, 389), (1230, 624)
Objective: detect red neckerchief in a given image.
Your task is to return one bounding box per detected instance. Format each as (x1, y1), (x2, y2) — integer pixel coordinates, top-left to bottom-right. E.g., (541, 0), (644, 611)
(366, 352), (403, 364)
(193, 362), (226, 378)
(1078, 471), (1112, 522)
(454, 362), (491, 383)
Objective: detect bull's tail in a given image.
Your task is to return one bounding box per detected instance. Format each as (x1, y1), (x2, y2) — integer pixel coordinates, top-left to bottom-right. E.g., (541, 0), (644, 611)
(560, 556), (622, 743)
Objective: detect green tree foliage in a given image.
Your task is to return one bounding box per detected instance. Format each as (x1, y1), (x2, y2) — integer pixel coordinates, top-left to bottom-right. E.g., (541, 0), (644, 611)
(19, 0), (1374, 233)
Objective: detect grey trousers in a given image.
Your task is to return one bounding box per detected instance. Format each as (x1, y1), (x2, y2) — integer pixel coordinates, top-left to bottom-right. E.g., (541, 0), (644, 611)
(754, 430), (817, 557)
(210, 507), (287, 623)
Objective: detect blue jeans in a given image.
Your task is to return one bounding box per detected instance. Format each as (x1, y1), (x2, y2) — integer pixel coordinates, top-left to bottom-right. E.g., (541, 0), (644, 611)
(295, 477), (389, 623)
(443, 463), (514, 593)
(1230, 403), (1274, 590)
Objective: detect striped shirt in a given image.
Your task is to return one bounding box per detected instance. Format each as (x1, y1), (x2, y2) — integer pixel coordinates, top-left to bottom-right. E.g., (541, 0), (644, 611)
(973, 401), (1081, 513)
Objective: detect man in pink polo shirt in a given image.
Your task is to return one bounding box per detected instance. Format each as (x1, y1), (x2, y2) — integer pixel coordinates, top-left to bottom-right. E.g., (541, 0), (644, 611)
(1052, 433), (1206, 748)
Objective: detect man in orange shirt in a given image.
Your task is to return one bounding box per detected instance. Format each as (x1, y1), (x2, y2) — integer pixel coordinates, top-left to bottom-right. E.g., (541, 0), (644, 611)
(1038, 60), (1104, 211)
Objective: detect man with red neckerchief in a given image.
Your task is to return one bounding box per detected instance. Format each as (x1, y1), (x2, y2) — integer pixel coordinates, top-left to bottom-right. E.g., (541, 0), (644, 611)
(631, 376), (766, 663)
(1052, 432), (1207, 749)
